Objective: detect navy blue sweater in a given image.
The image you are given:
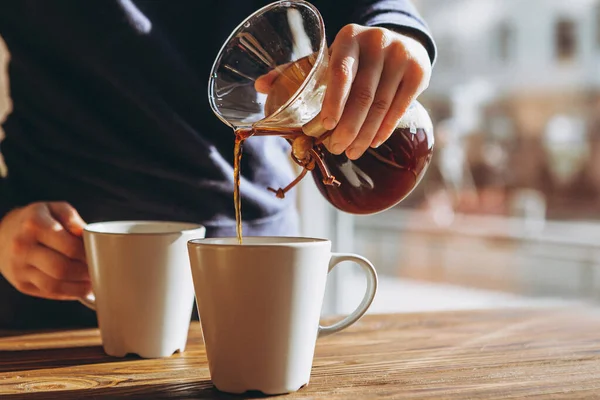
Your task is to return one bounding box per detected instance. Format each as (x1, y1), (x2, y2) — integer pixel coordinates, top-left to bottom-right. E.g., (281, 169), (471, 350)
(0, 0), (435, 328)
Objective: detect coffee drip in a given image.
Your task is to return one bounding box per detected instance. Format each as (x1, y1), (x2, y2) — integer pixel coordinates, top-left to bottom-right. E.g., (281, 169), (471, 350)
(233, 125), (335, 244)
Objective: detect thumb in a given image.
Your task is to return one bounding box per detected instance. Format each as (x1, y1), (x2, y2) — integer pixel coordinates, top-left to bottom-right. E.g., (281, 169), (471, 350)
(47, 202), (87, 236)
(254, 68), (281, 94)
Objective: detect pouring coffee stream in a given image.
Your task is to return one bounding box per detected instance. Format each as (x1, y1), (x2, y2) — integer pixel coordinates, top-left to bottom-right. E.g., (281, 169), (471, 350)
(233, 124), (339, 245)
(210, 1), (435, 244)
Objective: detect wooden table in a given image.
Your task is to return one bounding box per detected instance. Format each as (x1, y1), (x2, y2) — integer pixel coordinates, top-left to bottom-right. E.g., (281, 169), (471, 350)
(1, 307), (600, 399)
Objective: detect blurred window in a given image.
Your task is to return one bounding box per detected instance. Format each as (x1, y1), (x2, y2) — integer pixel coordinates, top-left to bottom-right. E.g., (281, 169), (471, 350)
(496, 22), (514, 62)
(596, 5), (600, 48)
(555, 18), (577, 61)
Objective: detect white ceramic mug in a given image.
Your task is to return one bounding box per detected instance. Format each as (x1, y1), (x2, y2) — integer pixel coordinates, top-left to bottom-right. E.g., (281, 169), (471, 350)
(82, 220), (205, 358)
(187, 236), (378, 395)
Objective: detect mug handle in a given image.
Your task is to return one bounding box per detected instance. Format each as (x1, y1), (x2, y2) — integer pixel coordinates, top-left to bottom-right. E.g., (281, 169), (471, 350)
(318, 253), (378, 337)
(79, 293), (96, 310)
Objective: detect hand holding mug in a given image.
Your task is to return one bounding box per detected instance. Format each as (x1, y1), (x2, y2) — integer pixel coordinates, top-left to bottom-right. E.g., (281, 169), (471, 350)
(0, 202), (91, 300)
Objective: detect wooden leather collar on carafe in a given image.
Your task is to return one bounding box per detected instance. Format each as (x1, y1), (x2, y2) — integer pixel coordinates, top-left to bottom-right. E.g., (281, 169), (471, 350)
(233, 124), (338, 245)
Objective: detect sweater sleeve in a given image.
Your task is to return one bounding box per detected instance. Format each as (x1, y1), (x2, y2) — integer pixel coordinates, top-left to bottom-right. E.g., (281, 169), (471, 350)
(312, 0), (437, 66)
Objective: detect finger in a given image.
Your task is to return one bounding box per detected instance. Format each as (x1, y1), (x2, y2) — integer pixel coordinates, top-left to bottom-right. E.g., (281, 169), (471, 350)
(25, 264), (91, 301)
(12, 281), (41, 299)
(33, 207), (87, 262)
(328, 46), (384, 156)
(255, 68), (281, 94)
(26, 244), (90, 282)
(320, 27), (360, 132)
(346, 55), (407, 159)
(254, 58), (299, 94)
(372, 67), (423, 148)
(47, 202), (87, 236)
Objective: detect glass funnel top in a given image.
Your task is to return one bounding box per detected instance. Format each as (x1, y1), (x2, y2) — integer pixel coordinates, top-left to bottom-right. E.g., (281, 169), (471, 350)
(208, 0), (326, 129)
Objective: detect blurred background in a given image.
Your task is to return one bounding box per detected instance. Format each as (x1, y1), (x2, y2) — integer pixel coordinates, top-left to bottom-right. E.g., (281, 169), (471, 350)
(302, 0), (600, 315)
(2, 0), (600, 315)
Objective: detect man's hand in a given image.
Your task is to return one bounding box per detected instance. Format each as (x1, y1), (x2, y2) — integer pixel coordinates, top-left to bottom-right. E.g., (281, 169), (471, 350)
(320, 24), (431, 159)
(0, 202), (91, 300)
(256, 24), (432, 160)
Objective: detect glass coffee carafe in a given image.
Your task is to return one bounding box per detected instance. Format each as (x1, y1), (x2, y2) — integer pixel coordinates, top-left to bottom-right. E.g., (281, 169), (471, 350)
(208, 0), (434, 215)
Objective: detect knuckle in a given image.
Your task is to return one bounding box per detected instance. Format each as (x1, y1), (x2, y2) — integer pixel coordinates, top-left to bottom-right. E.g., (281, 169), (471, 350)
(6, 259), (23, 280)
(48, 260), (70, 280)
(408, 64), (429, 94)
(350, 139), (369, 153)
(26, 202), (46, 216)
(52, 201), (74, 213)
(27, 201), (45, 210)
(333, 127), (357, 146)
(389, 41), (410, 64)
(367, 28), (388, 48)
(339, 24), (360, 39)
(22, 215), (44, 236)
(371, 98), (391, 113)
(354, 87), (375, 108)
(41, 278), (62, 296)
(409, 62), (425, 81)
(9, 238), (28, 257)
(63, 241), (82, 260)
(13, 279), (30, 294)
(333, 57), (353, 82)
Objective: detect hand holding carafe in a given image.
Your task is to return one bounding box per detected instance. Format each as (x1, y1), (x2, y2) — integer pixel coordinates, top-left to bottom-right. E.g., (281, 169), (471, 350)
(255, 23), (432, 160)
(209, 0), (435, 216)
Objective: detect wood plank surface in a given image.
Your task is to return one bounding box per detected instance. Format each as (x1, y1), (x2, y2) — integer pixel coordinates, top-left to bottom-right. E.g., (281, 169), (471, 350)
(1, 307), (600, 399)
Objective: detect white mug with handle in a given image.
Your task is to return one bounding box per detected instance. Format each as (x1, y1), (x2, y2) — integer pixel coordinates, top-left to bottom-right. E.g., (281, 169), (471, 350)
(187, 236), (378, 395)
(81, 220), (205, 358)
